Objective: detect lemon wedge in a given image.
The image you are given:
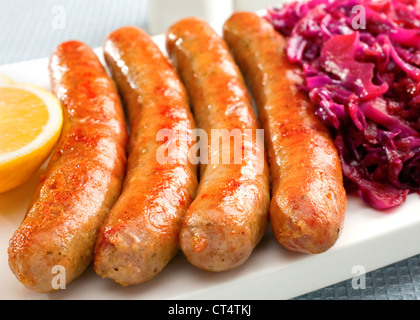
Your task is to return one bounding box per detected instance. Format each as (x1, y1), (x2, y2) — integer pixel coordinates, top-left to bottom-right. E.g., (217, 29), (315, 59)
(0, 75), (63, 193)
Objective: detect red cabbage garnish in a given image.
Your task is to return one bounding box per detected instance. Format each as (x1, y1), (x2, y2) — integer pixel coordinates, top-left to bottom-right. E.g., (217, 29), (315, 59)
(266, 0), (420, 210)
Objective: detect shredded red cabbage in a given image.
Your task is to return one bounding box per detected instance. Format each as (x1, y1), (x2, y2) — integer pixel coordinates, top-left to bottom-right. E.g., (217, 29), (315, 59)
(266, 0), (420, 210)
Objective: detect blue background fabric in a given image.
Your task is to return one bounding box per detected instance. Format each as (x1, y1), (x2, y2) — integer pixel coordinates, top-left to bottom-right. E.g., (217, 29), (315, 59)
(0, 0), (148, 64)
(1, 0), (419, 300)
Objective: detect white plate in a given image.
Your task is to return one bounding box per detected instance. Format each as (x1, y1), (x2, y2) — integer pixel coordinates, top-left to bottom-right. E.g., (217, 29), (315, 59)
(1, 34), (420, 300)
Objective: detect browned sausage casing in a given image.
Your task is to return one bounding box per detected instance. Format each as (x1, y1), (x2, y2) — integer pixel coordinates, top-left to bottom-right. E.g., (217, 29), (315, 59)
(93, 26), (198, 286)
(166, 17), (270, 272)
(7, 41), (128, 293)
(223, 12), (347, 253)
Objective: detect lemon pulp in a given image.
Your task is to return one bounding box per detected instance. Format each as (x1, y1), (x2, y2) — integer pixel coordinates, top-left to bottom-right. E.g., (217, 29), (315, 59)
(0, 87), (49, 154)
(0, 77), (63, 193)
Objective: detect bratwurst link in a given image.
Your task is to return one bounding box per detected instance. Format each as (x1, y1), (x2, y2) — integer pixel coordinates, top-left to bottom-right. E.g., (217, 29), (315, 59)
(166, 17), (270, 272)
(93, 26), (198, 286)
(8, 41), (128, 293)
(223, 12), (347, 253)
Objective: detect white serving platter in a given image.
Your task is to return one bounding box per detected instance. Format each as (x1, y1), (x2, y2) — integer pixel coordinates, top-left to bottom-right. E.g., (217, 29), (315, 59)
(1, 33), (420, 300)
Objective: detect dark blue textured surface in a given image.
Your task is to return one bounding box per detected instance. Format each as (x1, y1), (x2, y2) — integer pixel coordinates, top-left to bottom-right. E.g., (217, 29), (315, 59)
(296, 255), (420, 300)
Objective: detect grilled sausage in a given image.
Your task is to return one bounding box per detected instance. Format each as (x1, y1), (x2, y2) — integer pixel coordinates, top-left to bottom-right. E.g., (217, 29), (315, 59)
(93, 26), (198, 286)
(223, 12), (347, 253)
(7, 40), (128, 293)
(166, 17), (270, 271)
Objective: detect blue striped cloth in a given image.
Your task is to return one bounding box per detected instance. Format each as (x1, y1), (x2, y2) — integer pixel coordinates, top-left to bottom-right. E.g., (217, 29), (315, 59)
(0, 0), (148, 64)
